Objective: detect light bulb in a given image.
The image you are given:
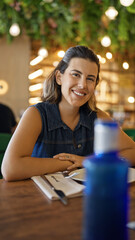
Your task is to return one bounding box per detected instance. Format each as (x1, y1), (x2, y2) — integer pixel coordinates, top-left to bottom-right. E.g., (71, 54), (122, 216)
(120, 0), (134, 7)
(106, 52), (112, 59)
(128, 96), (135, 103)
(38, 48), (48, 58)
(57, 50), (65, 58)
(105, 6), (118, 20)
(9, 23), (20, 36)
(122, 62), (129, 70)
(101, 36), (111, 47)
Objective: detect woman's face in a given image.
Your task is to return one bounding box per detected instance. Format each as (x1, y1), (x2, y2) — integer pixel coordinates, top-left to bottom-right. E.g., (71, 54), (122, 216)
(56, 57), (98, 108)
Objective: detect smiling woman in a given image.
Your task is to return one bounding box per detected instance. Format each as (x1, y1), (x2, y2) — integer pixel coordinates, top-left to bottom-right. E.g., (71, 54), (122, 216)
(1, 45), (135, 181)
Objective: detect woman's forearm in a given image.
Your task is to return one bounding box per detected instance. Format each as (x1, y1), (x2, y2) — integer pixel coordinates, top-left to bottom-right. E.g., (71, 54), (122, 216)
(1, 156), (72, 182)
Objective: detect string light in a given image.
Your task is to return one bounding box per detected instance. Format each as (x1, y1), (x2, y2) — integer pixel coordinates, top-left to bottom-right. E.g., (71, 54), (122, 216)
(9, 23), (20, 36)
(106, 52), (112, 59)
(120, 0), (134, 7)
(101, 36), (111, 47)
(128, 96), (135, 103)
(57, 50), (65, 58)
(105, 6), (118, 20)
(38, 48), (48, 58)
(122, 62), (129, 70)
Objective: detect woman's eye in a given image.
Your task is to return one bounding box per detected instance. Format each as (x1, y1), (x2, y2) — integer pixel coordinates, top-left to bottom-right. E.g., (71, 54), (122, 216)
(87, 78), (95, 82)
(72, 73), (79, 77)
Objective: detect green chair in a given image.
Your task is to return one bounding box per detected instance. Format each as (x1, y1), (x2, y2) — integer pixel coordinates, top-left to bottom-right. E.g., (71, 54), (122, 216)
(0, 133), (12, 178)
(123, 128), (135, 141)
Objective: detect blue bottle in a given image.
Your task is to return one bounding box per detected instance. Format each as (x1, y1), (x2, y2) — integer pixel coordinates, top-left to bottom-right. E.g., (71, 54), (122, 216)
(83, 119), (129, 240)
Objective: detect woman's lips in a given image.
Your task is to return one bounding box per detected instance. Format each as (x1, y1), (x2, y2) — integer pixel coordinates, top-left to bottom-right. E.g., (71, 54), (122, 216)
(72, 90), (86, 96)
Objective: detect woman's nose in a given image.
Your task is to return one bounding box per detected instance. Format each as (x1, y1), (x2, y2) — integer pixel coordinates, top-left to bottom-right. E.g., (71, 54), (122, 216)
(78, 76), (87, 89)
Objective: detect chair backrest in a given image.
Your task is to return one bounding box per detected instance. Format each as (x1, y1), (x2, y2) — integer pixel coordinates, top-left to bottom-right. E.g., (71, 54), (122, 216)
(0, 133), (12, 178)
(123, 128), (135, 141)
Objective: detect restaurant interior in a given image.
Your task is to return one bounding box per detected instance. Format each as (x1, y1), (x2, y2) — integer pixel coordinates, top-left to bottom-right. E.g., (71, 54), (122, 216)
(0, 1), (135, 240)
(0, 0), (135, 132)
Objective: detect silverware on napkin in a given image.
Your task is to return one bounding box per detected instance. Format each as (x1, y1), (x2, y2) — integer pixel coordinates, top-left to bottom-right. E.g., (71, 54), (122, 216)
(41, 175), (68, 205)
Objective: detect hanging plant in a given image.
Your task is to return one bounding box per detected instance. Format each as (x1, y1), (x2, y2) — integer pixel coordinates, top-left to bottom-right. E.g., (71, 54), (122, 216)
(0, 0), (135, 58)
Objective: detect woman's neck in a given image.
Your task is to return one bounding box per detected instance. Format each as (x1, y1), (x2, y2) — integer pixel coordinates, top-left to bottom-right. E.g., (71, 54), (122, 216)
(58, 102), (80, 131)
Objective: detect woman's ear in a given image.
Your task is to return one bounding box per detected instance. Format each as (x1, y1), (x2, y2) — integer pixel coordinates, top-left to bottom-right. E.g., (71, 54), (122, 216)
(55, 70), (62, 85)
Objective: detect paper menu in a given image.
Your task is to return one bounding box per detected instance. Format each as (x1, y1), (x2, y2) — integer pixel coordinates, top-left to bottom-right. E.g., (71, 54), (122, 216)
(31, 172), (85, 200)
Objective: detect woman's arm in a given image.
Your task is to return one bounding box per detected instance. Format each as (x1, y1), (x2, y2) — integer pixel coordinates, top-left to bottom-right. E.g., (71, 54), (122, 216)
(1, 107), (72, 181)
(97, 109), (135, 166)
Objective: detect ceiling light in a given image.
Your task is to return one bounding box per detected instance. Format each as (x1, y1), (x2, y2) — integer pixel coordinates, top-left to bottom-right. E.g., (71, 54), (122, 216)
(29, 83), (43, 92)
(38, 48), (48, 58)
(101, 36), (111, 47)
(106, 52), (112, 59)
(28, 69), (43, 80)
(120, 0), (134, 7)
(53, 61), (59, 67)
(29, 97), (41, 104)
(122, 62), (129, 70)
(128, 96), (135, 103)
(57, 50), (65, 58)
(9, 23), (20, 36)
(105, 6), (118, 20)
(30, 56), (44, 66)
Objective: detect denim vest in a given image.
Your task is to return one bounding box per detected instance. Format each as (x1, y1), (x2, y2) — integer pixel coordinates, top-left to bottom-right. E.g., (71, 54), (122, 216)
(32, 102), (97, 158)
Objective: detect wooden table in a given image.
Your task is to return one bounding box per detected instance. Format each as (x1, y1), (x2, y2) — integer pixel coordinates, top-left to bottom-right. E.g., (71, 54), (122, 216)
(0, 179), (135, 240)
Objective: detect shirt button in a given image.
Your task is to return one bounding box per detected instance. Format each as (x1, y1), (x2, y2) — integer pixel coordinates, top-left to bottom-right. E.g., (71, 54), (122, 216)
(78, 144), (81, 148)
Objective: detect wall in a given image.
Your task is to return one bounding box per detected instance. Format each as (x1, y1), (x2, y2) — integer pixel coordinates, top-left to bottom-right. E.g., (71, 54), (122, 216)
(0, 35), (30, 120)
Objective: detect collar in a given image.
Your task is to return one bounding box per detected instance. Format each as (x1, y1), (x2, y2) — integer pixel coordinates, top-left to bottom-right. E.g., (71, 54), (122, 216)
(46, 103), (94, 131)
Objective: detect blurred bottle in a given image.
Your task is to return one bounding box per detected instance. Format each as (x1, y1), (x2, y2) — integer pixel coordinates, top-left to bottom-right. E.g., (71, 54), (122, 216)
(83, 119), (129, 240)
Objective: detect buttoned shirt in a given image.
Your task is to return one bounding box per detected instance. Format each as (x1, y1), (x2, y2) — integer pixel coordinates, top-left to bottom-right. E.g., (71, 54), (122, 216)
(31, 102), (97, 158)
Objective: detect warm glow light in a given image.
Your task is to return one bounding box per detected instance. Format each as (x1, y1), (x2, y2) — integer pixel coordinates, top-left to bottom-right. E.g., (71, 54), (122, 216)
(106, 52), (112, 59)
(9, 23), (20, 36)
(57, 50), (65, 58)
(101, 36), (111, 47)
(29, 83), (43, 92)
(29, 97), (41, 104)
(30, 56), (44, 66)
(120, 0), (134, 7)
(97, 55), (106, 64)
(28, 69), (43, 80)
(0, 80), (8, 95)
(38, 48), (48, 58)
(122, 62), (129, 70)
(128, 96), (135, 103)
(53, 61), (59, 67)
(100, 57), (106, 64)
(105, 6), (118, 20)
(97, 55), (102, 61)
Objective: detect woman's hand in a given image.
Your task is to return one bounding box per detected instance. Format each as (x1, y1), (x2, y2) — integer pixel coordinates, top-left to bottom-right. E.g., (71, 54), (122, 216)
(53, 153), (85, 170)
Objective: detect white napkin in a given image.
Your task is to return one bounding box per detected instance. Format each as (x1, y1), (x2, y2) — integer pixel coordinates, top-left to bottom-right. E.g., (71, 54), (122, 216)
(31, 172), (85, 200)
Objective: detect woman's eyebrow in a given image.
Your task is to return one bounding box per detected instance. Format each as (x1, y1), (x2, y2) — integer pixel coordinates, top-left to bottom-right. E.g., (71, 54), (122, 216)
(71, 69), (96, 78)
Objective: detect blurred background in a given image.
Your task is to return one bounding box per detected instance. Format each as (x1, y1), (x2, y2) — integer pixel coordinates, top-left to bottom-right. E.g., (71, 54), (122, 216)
(0, 0), (135, 129)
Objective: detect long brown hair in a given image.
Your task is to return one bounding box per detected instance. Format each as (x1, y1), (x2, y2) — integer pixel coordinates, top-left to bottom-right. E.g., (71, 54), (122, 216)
(42, 45), (100, 111)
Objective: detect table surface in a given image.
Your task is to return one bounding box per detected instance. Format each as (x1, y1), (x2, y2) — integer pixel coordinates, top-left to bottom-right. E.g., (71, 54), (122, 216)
(0, 179), (135, 240)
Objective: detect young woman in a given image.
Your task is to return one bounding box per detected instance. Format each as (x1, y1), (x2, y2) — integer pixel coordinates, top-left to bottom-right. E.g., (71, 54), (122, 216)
(2, 46), (135, 181)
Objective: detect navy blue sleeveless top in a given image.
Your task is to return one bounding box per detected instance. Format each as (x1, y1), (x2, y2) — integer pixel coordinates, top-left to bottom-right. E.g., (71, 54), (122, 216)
(31, 102), (97, 158)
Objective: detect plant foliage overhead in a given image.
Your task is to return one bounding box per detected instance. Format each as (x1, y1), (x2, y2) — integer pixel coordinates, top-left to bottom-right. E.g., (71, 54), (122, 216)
(0, 0), (135, 58)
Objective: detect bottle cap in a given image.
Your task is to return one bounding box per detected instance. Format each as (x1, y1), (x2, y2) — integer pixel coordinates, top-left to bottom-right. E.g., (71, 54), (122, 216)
(94, 119), (119, 154)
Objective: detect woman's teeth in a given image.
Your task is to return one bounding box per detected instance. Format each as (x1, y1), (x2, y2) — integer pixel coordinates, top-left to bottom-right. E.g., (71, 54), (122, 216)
(73, 90), (85, 96)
